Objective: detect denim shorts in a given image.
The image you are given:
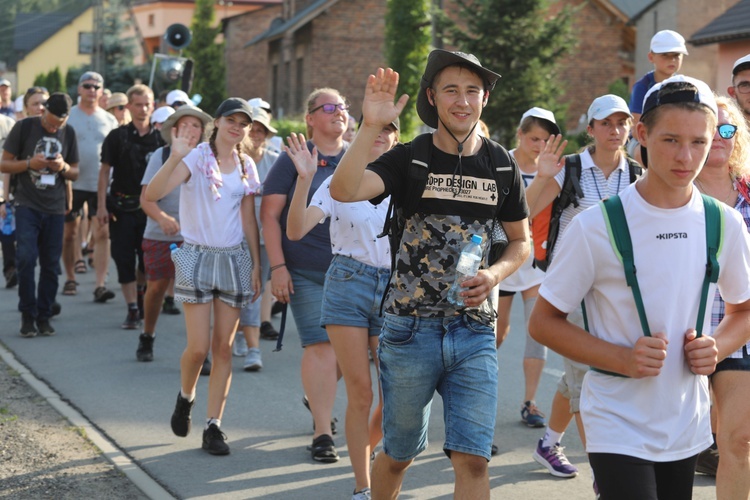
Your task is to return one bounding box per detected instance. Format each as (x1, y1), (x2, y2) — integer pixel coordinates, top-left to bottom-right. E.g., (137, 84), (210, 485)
(289, 267), (329, 347)
(378, 313), (498, 462)
(320, 255), (390, 336)
(239, 245), (269, 328)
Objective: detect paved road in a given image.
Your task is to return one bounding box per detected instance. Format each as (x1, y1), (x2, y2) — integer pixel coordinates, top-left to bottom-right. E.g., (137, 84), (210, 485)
(0, 267), (716, 499)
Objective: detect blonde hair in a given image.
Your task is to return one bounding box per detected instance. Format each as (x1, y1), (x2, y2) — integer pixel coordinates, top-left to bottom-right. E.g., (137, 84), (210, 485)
(305, 87), (345, 137)
(715, 95), (750, 180)
(126, 84), (153, 102)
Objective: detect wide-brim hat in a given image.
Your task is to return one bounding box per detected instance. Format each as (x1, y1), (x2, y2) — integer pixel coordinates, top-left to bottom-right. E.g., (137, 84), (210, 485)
(416, 49), (501, 129)
(160, 105), (213, 145)
(251, 107), (277, 135)
(106, 92), (128, 110)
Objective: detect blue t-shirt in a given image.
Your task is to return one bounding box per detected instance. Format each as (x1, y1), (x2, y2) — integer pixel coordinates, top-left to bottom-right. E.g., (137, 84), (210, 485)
(629, 71), (656, 114)
(262, 141), (347, 272)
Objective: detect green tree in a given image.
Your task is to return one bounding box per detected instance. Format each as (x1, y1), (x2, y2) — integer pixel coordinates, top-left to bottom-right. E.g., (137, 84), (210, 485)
(385, 0), (431, 140)
(46, 67), (64, 93)
(185, 0), (226, 115)
(439, 0), (577, 145)
(100, 0), (137, 82)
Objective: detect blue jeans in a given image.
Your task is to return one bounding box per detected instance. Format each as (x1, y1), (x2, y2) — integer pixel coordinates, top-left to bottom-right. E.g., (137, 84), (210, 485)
(378, 313), (498, 461)
(15, 205), (64, 319)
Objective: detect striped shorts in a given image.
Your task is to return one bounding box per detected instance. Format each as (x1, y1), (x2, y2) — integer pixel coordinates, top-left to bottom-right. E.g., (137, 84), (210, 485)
(172, 242), (253, 308)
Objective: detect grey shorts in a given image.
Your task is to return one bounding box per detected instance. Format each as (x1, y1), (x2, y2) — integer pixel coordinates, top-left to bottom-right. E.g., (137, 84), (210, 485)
(556, 305), (587, 413)
(172, 242), (253, 308)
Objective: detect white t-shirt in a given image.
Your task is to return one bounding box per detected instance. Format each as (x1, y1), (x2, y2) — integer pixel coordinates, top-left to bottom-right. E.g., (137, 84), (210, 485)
(310, 177), (390, 269)
(179, 143), (260, 247)
(540, 184), (750, 462)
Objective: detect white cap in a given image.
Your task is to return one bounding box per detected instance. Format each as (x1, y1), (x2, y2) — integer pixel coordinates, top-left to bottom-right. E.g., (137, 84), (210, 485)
(521, 107), (560, 134)
(732, 54), (750, 75)
(151, 106), (175, 124)
(166, 89), (190, 106)
(642, 75), (717, 117)
(0, 78), (10, 87)
(587, 94), (632, 122)
(650, 30), (688, 55)
(14, 95), (24, 112)
(247, 97), (271, 111)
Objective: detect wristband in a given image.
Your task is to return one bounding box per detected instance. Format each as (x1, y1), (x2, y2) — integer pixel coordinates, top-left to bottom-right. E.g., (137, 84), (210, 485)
(26, 158), (30, 170)
(270, 263), (286, 272)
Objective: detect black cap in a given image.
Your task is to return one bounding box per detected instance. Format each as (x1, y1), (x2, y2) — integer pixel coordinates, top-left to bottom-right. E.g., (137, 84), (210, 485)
(214, 97), (253, 120)
(44, 92), (73, 118)
(417, 49), (501, 128)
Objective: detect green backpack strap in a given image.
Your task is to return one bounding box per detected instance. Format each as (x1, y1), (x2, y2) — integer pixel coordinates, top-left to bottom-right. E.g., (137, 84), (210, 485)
(600, 196), (651, 337)
(696, 194), (723, 337)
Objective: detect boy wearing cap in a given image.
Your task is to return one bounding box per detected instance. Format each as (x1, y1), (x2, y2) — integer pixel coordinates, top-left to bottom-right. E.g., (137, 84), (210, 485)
(629, 30), (688, 122)
(330, 53), (530, 497)
(1, 93), (79, 337)
(63, 71), (119, 301)
(728, 54), (750, 121)
(530, 76), (750, 499)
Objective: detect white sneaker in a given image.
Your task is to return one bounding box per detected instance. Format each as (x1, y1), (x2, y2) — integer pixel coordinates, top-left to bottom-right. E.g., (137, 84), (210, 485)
(243, 348), (262, 371)
(233, 335), (248, 357)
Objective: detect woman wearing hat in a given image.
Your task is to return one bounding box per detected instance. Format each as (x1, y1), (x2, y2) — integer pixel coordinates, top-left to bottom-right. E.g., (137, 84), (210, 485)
(106, 92), (131, 126)
(145, 98), (261, 455)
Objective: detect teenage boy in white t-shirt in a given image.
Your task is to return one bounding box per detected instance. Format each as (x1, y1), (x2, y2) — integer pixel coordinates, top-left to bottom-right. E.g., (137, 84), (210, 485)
(530, 76), (750, 499)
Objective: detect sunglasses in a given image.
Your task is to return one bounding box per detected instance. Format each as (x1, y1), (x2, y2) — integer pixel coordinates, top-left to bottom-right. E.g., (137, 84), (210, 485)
(718, 123), (738, 139)
(81, 83), (101, 90)
(309, 103), (349, 114)
(115, 105), (126, 111)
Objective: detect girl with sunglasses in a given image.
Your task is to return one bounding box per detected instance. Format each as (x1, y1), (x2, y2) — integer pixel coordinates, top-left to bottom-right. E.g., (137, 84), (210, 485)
(145, 98), (261, 455)
(693, 95), (750, 499)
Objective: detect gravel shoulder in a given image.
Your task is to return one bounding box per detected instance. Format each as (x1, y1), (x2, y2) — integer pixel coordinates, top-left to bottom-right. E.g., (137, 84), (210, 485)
(0, 356), (148, 499)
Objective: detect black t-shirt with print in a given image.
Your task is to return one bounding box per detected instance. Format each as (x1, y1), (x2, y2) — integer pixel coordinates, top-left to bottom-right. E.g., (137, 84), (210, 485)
(3, 117), (79, 214)
(101, 123), (165, 196)
(367, 138), (528, 325)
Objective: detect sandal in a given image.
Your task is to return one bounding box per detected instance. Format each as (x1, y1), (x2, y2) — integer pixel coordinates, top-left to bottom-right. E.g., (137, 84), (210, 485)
(302, 395), (337, 435)
(62, 280), (78, 296)
(310, 434), (339, 463)
(74, 259), (87, 274)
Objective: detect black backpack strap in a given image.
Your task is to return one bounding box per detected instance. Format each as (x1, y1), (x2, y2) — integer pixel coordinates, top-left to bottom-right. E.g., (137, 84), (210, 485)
(543, 154), (583, 267)
(162, 146), (171, 164)
(626, 156), (643, 184)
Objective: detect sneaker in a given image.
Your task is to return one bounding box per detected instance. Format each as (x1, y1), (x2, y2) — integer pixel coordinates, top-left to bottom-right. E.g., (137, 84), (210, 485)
(93, 286), (115, 303)
(122, 308), (141, 330)
(5, 267), (17, 288)
(200, 356), (212, 376)
(202, 423), (230, 455)
(136, 333), (154, 362)
(233, 335), (248, 357)
(521, 400), (547, 428)
(36, 318), (55, 336)
(271, 301), (284, 316)
(162, 296), (181, 315)
(20, 313), (37, 338)
(695, 445), (719, 476)
(260, 321), (279, 340)
(352, 487), (371, 500)
(170, 392), (194, 437)
(50, 302), (61, 317)
(532, 439), (578, 478)
(243, 348), (263, 371)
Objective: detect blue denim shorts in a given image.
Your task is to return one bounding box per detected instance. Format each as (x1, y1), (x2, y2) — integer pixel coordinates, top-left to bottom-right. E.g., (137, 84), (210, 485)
(289, 267), (329, 347)
(320, 255), (390, 336)
(239, 245), (269, 328)
(378, 313), (498, 462)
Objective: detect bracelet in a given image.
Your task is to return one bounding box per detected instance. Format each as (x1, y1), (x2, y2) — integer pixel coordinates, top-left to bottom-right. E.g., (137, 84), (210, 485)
(26, 158), (30, 170)
(270, 263), (286, 272)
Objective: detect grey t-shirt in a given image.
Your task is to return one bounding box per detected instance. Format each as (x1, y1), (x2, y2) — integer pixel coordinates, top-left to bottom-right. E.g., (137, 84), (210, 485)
(66, 106), (118, 193)
(141, 146), (181, 242)
(254, 148), (279, 245)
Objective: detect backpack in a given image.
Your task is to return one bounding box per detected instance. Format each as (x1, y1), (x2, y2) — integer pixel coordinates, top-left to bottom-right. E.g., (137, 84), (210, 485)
(377, 133), (517, 312)
(587, 193), (723, 377)
(7, 118), (35, 197)
(532, 153), (642, 271)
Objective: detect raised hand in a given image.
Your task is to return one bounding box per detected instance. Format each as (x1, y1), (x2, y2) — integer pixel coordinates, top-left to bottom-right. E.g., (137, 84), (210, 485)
(537, 134), (567, 179)
(284, 133), (317, 181)
(170, 126), (196, 159)
(361, 68), (410, 129)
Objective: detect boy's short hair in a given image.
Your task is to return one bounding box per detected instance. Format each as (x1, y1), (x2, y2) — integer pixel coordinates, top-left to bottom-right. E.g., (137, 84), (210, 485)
(650, 30), (688, 55)
(126, 84), (154, 103)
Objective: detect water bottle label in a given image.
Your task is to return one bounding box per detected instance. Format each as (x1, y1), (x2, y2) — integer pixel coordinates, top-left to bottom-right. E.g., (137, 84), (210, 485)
(456, 253), (481, 275)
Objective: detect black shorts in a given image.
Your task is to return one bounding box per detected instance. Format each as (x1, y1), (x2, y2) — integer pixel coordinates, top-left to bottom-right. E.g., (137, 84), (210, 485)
(64, 190), (99, 222)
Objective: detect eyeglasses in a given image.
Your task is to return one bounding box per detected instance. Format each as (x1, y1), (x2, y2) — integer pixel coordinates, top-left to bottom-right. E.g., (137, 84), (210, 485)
(735, 82), (750, 95)
(309, 103), (349, 114)
(718, 123), (738, 139)
(81, 83), (101, 90)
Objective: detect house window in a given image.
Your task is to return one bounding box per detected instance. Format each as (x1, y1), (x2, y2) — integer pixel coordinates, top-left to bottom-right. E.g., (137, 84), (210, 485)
(148, 14), (155, 27)
(295, 57), (304, 112)
(79, 32), (93, 54)
(271, 64), (278, 115)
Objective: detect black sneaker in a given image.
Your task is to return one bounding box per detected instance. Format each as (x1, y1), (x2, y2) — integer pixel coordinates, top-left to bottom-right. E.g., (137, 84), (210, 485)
(170, 392), (194, 437)
(260, 321), (279, 340)
(20, 313), (37, 338)
(122, 308), (141, 330)
(36, 318), (56, 336)
(200, 356), (212, 376)
(695, 445), (719, 476)
(162, 296), (181, 315)
(136, 333), (154, 362)
(93, 286), (115, 303)
(271, 301), (284, 316)
(50, 302), (61, 317)
(202, 423), (230, 455)
(4, 267), (17, 288)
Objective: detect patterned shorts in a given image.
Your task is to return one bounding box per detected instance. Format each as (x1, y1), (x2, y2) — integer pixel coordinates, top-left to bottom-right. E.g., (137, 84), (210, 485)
(171, 242), (253, 308)
(142, 239), (178, 281)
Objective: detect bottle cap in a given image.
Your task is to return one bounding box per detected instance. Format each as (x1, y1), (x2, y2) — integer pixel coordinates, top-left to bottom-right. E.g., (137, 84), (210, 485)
(471, 234), (483, 245)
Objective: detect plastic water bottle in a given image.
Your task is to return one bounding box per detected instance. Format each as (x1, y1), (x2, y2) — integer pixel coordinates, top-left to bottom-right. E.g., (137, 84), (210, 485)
(1, 209), (13, 235)
(447, 234), (483, 307)
(169, 243), (178, 253)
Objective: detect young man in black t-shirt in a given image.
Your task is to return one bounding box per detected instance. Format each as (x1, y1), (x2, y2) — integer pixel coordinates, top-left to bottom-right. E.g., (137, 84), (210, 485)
(1, 93), (79, 336)
(330, 52), (530, 498)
